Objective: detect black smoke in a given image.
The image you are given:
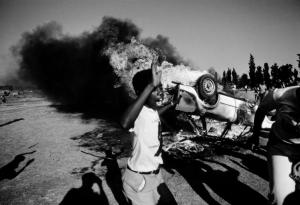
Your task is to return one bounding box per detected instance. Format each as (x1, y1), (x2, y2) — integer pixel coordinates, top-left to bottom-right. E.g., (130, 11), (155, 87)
(12, 16), (185, 118)
(143, 34), (186, 65)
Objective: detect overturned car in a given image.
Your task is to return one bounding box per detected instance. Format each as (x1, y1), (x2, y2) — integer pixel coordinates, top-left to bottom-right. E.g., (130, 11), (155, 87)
(163, 72), (274, 137)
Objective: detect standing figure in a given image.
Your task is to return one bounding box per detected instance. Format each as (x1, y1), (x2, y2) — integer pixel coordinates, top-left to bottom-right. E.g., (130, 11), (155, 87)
(249, 86), (300, 205)
(120, 59), (177, 205)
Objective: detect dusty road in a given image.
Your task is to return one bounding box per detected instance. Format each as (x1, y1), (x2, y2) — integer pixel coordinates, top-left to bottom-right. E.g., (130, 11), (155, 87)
(0, 93), (270, 205)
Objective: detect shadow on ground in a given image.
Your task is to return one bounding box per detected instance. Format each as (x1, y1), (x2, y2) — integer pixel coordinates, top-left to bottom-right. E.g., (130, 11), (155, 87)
(70, 126), (131, 204)
(163, 147), (269, 205)
(0, 150), (35, 181)
(101, 149), (129, 205)
(0, 118), (24, 127)
(70, 121), (270, 205)
(71, 124), (132, 158)
(59, 172), (109, 205)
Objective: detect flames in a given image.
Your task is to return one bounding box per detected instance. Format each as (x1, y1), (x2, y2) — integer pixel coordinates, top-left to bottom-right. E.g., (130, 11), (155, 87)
(104, 38), (157, 92)
(105, 38), (207, 96)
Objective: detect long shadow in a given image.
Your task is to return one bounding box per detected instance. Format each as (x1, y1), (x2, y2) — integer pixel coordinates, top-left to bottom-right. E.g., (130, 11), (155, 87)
(164, 156), (220, 205)
(60, 172), (109, 205)
(0, 150), (35, 181)
(71, 126), (132, 159)
(220, 149), (269, 181)
(165, 156), (268, 205)
(101, 149), (130, 205)
(0, 118), (24, 127)
(157, 182), (178, 205)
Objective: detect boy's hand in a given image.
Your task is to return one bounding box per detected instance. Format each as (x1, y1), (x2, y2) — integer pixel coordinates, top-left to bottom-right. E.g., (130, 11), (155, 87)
(151, 59), (162, 88)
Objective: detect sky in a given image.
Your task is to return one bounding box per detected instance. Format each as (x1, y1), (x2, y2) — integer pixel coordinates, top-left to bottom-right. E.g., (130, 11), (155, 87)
(0, 0), (299, 83)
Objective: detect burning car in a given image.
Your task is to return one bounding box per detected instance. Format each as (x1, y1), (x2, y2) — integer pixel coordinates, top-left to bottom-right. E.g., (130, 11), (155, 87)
(104, 39), (272, 137)
(169, 73), (274, 137)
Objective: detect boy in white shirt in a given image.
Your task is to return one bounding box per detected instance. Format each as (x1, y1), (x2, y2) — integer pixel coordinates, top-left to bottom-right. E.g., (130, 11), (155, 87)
(120, 59), (177, 205)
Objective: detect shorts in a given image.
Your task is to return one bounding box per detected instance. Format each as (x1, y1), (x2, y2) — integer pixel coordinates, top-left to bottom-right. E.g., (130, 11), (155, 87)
(267, 132), (300, 163)
(122, 167), (164, 205)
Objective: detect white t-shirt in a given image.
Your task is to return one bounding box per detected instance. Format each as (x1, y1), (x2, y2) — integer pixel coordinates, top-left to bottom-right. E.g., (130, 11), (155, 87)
(127, 106), (163, 172)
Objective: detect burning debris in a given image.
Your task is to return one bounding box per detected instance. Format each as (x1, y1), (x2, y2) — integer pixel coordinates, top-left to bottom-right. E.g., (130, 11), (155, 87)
(105, 38), (156, 74)
(161, 118), (253, 160)
(104, 38), (160, 97)
(104, 38), (202, 92)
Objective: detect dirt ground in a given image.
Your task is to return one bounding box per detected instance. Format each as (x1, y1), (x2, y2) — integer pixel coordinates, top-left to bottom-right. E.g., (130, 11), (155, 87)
(0, 91), (270, 205)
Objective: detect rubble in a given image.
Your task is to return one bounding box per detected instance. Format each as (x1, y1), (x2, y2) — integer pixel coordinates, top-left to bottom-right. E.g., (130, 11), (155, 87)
(162, 120), (253, 160)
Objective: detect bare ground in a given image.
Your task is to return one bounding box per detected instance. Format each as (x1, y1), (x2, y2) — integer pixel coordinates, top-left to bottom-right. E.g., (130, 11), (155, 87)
(0, 92), (269, 205)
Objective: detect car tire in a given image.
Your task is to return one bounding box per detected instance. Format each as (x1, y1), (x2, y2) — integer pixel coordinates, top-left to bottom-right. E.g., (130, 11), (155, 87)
(197, 74), (218, 105)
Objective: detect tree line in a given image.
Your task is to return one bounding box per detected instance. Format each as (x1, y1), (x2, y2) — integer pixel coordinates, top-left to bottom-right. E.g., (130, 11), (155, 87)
(216, 54), (300, 90)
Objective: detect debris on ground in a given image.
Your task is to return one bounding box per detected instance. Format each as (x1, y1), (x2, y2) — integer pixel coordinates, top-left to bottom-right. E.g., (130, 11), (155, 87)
(162, 120), (253, 160)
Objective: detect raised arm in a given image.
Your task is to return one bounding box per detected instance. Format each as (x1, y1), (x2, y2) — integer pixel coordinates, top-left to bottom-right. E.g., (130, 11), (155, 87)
(120, 61), (162, 129)
(120, 84), (155, 129)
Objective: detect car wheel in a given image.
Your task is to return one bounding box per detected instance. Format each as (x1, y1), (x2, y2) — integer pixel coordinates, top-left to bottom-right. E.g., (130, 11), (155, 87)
(197, 74), (218, 105)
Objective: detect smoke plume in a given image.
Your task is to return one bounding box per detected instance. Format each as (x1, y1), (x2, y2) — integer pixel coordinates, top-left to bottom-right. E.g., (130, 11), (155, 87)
(143, 35), (186, 65)
(12, 16), (186, 118)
